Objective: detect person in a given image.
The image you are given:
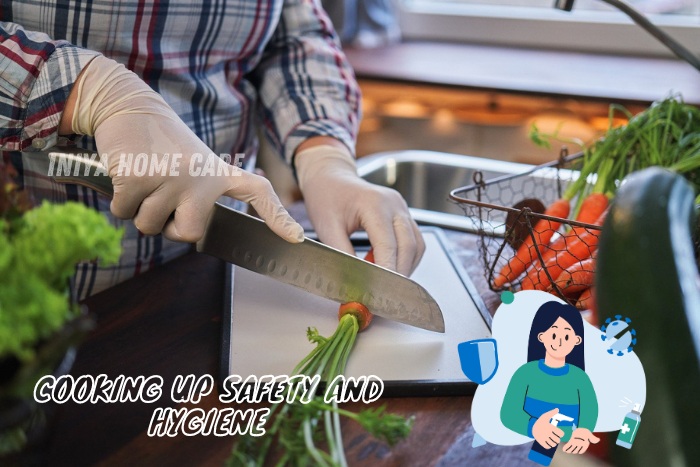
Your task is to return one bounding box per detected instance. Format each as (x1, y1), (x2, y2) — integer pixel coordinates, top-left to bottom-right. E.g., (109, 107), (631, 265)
(0, 0), (424, 300)
(500, 301), (599, 465)
(322, 0), (401, 48)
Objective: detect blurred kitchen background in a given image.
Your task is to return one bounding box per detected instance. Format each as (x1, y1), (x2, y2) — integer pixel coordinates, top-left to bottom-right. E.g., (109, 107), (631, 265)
(258, 0), (699, 204)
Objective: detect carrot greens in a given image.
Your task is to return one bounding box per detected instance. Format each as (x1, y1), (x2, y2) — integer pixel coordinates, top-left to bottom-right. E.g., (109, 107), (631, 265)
(228, 314), (413, 467)
(590, 97), (700, 191)
(534, 95), (700, 206)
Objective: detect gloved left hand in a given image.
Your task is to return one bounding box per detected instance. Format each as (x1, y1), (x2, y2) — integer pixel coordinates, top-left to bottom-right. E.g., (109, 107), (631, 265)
(295, 143), (425, 276)
(66, 55), (303, 244)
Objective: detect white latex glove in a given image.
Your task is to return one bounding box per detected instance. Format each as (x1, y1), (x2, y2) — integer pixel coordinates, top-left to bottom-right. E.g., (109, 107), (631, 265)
(295, 144), (425, 276)
(71, 55), (303, 244)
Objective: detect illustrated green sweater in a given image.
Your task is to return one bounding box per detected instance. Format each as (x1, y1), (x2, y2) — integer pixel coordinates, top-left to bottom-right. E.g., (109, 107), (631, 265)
(500, 360), (598, 442)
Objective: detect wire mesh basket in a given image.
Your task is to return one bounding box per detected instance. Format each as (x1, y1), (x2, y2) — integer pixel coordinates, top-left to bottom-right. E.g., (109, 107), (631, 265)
(450, 149), (602, 309)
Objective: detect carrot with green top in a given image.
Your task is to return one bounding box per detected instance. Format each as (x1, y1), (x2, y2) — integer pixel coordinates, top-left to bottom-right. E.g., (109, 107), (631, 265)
(338, 302), (373, 332)
(230, 245), (412, 465)
(338, 249), (375, 331)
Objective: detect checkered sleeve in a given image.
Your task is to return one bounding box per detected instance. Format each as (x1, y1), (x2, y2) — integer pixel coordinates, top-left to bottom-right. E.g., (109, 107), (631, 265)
(0, 21), (99, 151)
(251, 0), (362, 164)
(0, 21), (190, 302)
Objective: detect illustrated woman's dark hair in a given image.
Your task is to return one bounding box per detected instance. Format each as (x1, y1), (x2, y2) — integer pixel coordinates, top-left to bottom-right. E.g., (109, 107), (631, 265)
(527, 301), (585, 371)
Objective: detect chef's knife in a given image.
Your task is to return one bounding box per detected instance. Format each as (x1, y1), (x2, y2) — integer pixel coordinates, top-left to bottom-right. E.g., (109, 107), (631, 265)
(39, 148), (445, 332)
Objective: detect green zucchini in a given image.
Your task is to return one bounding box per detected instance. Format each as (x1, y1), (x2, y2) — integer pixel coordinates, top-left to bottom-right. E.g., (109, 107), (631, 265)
(596, 167), (700, 467)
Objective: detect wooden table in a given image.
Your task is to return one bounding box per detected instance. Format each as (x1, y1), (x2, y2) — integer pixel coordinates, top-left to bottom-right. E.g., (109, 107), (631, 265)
(43, 233), (537, 466)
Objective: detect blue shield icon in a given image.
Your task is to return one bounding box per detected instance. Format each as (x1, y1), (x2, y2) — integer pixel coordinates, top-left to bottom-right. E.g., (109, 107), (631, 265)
(458, 338), (499, 384)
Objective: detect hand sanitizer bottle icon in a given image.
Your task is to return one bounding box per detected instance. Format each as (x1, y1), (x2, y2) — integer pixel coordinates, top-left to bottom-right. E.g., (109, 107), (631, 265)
(528, 413), (575, 466)
(616, 403), (642, 449)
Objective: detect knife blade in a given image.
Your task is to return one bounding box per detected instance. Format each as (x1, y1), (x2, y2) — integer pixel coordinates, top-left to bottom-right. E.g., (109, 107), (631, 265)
(198, 202), (445, 332)
(38, 148), (445, 332)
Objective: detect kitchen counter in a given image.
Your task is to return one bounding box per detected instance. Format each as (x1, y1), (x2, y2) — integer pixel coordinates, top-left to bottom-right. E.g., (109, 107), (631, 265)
(41, 229), (595, 466)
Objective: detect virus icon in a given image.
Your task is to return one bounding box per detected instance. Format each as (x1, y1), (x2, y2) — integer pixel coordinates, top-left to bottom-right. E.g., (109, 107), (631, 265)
(601, 315), (637, 356)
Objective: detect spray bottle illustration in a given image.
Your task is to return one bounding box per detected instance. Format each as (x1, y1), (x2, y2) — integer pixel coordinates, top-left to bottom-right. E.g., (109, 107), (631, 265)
(616, 403), (642, 449)
(529, 413), (575, 466)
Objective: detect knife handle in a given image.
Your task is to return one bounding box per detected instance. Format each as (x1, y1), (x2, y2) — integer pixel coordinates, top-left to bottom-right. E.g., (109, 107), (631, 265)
(49, 148), (115, 197)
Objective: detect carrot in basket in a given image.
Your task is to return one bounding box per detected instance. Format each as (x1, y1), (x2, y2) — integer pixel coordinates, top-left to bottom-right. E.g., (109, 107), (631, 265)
(576, 287), (596, 311)
(533, 157), (613, 270)
(492, 198), (570, 288)
(519, 268), (538, 290)
(577, 287), (598, 325)
(574, 192), (610, 225)
(532, 209), (608, 291)
(537, 192), (609, 267)
(549, 255), (596, 296)
(521, 192), (607, 291)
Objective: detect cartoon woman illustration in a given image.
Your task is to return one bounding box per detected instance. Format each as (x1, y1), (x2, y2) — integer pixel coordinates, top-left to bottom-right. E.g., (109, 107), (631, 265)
(500, 301), (599, 466)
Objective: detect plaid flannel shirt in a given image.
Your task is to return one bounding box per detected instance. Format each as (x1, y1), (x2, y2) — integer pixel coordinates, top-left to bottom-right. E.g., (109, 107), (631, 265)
(0, 0), (361, 299)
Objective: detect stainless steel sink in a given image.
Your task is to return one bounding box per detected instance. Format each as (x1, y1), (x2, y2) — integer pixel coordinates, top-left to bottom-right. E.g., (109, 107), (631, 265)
(357, 150), (569, 232)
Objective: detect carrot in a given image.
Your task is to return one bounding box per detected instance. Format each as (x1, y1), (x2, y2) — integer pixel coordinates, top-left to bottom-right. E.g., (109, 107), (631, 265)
(577, 287), (598, 325)
(237, 243), (413, 463)
(519, 263), (539, 290)
(493, 198), (570, 288)
(530, 155), (613, 278)
(520, 193), (608, 291)
(533, 209), (608, 291)
(338, 249), (375, 332)
(536, 192), (609, 267)
(576, 288), (596, 311)
(550, 256), (596, 296)
(573, 192), (609, 225)
(338, 302), (373, 331)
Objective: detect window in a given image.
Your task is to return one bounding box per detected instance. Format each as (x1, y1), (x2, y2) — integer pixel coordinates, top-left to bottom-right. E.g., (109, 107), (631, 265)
(434, 1), (699, 16)
(398, 0), (700, 57)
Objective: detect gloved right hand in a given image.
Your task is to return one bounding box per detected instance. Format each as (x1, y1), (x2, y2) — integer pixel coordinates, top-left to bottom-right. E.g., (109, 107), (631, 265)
(64, 55), (303, 244)
(295, 142), (424, 276)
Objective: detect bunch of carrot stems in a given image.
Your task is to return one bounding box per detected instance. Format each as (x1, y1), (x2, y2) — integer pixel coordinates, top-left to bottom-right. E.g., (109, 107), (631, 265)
(571, 96), (700, 206)
(228, 314), (413, 466)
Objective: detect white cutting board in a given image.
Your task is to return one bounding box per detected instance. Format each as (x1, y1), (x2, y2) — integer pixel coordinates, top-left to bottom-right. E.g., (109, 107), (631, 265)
(224, 229), (491, 394)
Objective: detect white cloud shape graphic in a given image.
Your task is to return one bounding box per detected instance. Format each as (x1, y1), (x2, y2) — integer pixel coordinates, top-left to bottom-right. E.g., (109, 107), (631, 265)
(471, 290), (646, 445)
